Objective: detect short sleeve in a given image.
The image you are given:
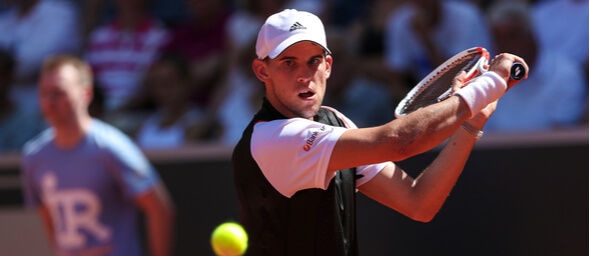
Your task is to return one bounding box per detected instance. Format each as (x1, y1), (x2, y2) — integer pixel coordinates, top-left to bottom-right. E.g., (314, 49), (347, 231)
(355, 162), (390, 187)
(104, 129), (159, 200)
(251, 118), (347, 198)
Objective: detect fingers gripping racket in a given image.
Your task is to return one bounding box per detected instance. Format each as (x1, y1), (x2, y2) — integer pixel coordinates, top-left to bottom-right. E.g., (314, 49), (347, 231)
(394, 47), (524, 118)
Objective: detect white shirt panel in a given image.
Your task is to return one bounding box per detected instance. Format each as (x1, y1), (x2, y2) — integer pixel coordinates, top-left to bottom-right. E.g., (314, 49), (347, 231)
(321, 106), (390, 187)
(251, 113), (389, 198)
(251, 118), (345, 198)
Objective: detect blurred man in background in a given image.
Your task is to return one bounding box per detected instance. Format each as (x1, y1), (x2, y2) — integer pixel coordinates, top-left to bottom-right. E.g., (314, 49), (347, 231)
(21, 55), (174, 256)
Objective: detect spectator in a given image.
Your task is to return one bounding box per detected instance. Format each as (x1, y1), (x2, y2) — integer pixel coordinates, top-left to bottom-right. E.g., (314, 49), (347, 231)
(21, 54), (174, 256)
(322, 27), (395, 128)
(0, 0), (81, 112)
(214, 0), (286, 146)
(132, 55), (211, 149)
(531, 0), (589, 75)
(0, 49), (45, 152)
(150, 0), (192, 28)
(323, 0), (367, 28)
(85, 0), (170, 112)
(160, 0), (231, 111)
(384, 0), (491, 97)
(348, 0), (403, 103)
(215, 41), (264, 146)
(483, 1), (587, 132)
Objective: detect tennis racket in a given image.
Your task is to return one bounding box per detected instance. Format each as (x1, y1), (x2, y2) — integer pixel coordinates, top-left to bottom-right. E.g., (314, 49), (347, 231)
(394, 47), (525, 118)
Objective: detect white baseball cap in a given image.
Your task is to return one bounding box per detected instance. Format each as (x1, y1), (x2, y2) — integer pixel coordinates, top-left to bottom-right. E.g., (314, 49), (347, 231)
(255, 9), (331, 60)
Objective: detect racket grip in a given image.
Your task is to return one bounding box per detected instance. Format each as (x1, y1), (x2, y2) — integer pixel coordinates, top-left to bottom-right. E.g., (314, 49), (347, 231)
(510, 62), (525, 80)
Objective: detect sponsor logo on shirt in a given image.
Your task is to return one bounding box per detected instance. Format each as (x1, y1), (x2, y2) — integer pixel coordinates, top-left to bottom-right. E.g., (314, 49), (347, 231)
(303, 125), (326, 151)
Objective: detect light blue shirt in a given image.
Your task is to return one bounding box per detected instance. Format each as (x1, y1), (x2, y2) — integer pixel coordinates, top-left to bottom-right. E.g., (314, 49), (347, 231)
(21, 119), (159, 256)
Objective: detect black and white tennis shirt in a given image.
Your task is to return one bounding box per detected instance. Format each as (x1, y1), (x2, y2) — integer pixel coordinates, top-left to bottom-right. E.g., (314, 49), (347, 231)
(232, 98), (388, 256)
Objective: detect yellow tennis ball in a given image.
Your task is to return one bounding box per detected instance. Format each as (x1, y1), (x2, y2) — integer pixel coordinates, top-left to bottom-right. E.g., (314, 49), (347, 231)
(211, 222), (248, 256)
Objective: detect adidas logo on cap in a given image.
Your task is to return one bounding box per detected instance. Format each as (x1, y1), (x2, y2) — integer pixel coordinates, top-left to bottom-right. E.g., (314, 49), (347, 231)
(256, 9), (331, 59)
(289, 22), (306, 32)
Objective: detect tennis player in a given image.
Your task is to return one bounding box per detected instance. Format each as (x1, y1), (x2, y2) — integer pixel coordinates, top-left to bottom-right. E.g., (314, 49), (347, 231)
(233, 9), (527, 255)
(21, 55), (175, 256)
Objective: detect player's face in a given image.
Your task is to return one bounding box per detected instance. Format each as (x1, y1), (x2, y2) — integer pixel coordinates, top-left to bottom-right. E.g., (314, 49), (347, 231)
(39, 65), (88, 126)
(262, 42), (332, 119)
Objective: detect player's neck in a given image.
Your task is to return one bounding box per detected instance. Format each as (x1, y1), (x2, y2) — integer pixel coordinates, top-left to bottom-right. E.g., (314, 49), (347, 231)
(53, 116), (93, 149)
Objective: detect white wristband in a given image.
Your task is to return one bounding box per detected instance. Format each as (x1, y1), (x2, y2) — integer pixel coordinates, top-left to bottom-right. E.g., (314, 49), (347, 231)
(453, 72), (507, 118)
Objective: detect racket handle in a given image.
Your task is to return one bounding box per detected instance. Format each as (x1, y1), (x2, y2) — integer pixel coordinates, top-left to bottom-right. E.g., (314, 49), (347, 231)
(510, 62), (525, 80)
(438, 62), (524, 103)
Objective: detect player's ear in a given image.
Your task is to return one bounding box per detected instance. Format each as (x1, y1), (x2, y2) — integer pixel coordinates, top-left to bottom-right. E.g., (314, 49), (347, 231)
(252, 59), (270, 82)
(324, 55), (333, 78)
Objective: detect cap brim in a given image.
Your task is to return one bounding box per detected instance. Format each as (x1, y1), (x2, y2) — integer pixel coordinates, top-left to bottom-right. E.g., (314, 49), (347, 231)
(267, 33), (331, 59)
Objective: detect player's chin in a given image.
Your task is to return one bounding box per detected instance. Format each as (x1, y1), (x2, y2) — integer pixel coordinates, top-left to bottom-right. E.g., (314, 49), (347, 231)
(298, 104), (321, 119)
(293, 94), (321, 116)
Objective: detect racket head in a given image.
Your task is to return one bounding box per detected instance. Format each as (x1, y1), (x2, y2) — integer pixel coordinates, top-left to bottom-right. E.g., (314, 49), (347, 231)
(394, 47), (490, 118)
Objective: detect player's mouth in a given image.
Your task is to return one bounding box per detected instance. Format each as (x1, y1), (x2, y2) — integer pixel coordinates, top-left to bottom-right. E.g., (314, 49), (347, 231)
(298, 89), (316, 100)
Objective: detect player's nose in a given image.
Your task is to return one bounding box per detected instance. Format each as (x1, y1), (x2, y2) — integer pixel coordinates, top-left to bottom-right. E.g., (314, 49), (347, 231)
(296, 68), (314, 83)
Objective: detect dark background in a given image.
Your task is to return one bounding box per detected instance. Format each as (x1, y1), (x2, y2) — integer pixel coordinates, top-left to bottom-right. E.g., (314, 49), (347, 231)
(1, 132), (588, 256)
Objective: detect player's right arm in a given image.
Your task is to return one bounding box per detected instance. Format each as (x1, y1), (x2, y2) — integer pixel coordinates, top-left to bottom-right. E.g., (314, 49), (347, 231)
(358, 96), (498, 222)
(327, 53), (527, 172)
(329, 94), (471, 171)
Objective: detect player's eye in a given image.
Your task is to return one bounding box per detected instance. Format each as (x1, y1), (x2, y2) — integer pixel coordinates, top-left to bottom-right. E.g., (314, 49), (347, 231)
(284, 60), (294, 66)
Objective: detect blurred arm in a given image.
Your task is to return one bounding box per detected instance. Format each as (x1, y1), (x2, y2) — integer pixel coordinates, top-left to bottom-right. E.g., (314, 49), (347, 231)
(135, 182), (176, 256)
(38, 204), (57, 252)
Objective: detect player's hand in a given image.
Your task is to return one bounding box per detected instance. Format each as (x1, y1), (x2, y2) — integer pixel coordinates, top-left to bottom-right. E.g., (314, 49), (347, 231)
(451, 71), (467, 93)
(488, 53), (529, 90)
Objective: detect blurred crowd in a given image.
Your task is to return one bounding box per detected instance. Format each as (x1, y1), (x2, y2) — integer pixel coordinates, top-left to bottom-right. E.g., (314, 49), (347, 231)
(0, 0), (588, 153)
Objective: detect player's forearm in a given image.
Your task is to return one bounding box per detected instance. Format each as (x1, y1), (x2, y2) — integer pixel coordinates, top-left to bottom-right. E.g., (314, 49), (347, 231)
(330, 95), (471, 172)
(410, 128), (477, 222)
(382, 95), (471, 161)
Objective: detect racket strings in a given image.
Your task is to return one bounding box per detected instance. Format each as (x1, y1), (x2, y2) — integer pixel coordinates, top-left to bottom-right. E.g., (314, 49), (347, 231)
(400, 53), (482, 114)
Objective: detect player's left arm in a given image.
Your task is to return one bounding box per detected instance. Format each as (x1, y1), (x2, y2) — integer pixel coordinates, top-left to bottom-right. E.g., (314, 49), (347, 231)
(358, 98), (496, 222)
(134, 181), (175, 256)
(357, 125), (478, 222)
